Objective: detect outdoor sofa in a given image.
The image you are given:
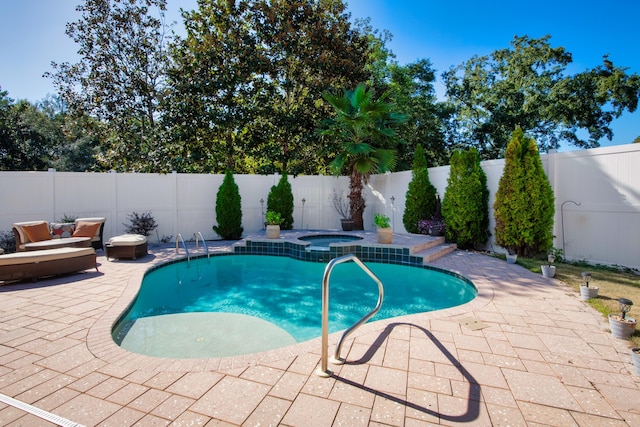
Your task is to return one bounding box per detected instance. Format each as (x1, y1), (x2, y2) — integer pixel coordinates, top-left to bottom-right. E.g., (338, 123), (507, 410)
(0, 247), (98, 282)
(13, 218), (106, 252)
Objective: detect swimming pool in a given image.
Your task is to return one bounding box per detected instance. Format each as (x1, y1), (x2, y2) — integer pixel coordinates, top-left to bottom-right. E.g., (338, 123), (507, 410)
(112, 254), (476, 358)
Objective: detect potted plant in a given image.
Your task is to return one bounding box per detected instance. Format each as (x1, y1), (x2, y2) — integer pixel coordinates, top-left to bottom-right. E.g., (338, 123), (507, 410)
(416, 217), (445, 237)
(579, 271), (599, 300)
(541, 252), (556, 278)
(265, 211), (284, 239)
(505, 249), (517, 264)
(331, 189), (354, 231)
(374, 213), (393, 244)
(608, 298), (636, 340)
(632, 347), (640, 376)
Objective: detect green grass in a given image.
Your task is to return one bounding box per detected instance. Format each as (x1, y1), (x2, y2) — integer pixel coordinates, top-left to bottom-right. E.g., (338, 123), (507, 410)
(513, 254), (640, 348)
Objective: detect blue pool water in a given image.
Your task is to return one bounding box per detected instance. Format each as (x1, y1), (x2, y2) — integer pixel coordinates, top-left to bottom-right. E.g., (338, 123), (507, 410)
(113, 254), (476, 358)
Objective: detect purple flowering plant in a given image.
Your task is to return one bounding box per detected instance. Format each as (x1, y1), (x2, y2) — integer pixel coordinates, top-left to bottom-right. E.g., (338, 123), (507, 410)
(417, 217), (445, 235)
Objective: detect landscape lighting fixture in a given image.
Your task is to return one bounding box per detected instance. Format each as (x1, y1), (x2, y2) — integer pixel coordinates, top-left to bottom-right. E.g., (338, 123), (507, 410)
(581, 272), (591, 288)
(618, 298), (633, 320)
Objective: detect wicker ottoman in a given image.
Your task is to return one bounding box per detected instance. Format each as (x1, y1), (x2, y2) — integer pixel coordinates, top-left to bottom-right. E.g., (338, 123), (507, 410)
(105, 234), (148, 260)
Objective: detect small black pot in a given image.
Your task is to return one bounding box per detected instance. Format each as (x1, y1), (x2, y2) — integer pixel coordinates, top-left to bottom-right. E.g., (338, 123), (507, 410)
(340, 219), (354, 231)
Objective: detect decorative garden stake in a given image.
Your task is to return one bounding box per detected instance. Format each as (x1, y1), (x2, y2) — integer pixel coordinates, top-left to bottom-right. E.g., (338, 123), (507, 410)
(579, 271), (598, 300)
(608, 298), (637, 339)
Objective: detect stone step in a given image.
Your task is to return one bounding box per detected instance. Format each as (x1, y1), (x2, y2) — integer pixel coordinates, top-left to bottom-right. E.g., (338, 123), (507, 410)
(412, 243), (457, 263)
(408, 236), (445, 254)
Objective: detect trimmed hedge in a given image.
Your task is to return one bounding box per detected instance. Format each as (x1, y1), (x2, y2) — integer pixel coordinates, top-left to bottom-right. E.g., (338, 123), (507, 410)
(212, 170), (243, 239)
(267, 172), (294, 230)
(403, 144), (437, 233)
(442, 148), (489, 248)
(493, 128), (554, 256)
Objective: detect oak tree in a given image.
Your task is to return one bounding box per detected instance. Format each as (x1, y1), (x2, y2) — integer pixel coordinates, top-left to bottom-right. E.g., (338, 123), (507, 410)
(47, 0), (173, 171)
(443, 35), (640, 159)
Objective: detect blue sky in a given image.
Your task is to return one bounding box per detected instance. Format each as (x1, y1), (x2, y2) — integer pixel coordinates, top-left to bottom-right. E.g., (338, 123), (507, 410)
(1, 0), (638, 148)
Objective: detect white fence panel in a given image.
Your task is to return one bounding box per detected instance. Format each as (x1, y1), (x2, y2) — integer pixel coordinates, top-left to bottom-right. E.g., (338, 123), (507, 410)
(112, 173), (177, 241)
(0, 171), (55, 223)
(551, 145), (640, 267)
(1, 144), (639, 269)
(175, 173), (219, 241)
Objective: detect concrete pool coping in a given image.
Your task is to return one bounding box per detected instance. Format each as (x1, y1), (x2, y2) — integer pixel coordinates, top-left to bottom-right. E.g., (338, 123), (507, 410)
(1, 233), (639, 426)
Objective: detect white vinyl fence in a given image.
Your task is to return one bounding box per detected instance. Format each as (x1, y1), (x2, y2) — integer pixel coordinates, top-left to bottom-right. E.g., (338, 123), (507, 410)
(1, 144), (639, 269)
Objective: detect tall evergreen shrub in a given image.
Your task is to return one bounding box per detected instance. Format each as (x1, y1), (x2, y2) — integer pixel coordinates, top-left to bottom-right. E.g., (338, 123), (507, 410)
(442, 148), (489, 248)
(267, 172), (294, 230)
(494, 128), (555, 256)
(212, 170), (243, 239)
(403, 144), (437, 233)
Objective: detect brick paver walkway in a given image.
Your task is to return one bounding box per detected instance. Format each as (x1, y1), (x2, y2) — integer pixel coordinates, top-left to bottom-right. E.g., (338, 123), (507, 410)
(1, 242), (639, 426)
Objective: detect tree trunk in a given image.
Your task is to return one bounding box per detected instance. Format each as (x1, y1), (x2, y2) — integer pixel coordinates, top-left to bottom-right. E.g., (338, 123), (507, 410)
(349, 171), (366, 230)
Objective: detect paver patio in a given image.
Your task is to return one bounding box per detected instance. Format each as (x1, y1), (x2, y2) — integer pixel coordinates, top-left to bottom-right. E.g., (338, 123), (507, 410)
(1, 237), (639, 426)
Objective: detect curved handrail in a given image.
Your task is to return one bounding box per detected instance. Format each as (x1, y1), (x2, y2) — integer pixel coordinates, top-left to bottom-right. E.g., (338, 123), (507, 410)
(195, 232), (210, 258)
(175, 233), (190, 262)
(317, 254), (384, 377)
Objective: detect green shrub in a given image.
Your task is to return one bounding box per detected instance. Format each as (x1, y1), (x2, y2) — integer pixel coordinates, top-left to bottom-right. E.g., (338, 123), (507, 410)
(213, 170), (243, 240)
(442, 148), (489, 248)
(403, 144), (437, 233)
(374, 213), (391, 228)
(58, 214), (78, 223)
(267, 172), (294, 230)
(493, 128), (554, 256)
(265, 211), (284, 225)
(0, 230), (16, 253)
(123, 211), (158, 237)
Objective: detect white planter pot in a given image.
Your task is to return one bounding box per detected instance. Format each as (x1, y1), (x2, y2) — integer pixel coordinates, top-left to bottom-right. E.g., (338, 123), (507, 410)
(632, 348), (640, 376)
(265, 224), (280, 239)
(608, 314), (637, 340)
(579, 285), (599, 300)
(376, 227), (393, 244)
(506, 254), (517, 264)
(541, 265), (556, 278)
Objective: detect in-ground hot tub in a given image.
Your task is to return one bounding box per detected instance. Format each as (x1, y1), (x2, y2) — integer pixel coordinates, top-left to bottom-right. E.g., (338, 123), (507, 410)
(298, 234), (363, 251)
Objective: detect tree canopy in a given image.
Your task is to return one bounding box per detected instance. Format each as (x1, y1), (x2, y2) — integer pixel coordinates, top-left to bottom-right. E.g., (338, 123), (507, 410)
(166, 0), (370, 174)
(47, 0), (173, 172)
(0, 90), (96, 171)
(3, 4), (638, 174)
(165, 0), (265, 173)
(443, 35), (640, 159)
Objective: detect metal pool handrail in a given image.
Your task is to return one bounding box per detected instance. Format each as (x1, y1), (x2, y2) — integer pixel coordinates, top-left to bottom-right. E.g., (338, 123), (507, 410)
(317, 254), (384, 378)
(175, 234), (190, 262)
(194, 232), (210, 258)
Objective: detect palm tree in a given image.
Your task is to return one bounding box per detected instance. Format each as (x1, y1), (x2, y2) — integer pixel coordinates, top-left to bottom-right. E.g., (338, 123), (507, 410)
(319, 84), (407, 229)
